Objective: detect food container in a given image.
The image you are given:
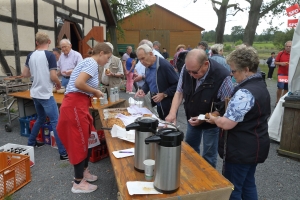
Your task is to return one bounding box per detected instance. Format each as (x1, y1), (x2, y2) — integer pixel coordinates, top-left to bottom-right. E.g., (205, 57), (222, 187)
(56, 86), (65, 94)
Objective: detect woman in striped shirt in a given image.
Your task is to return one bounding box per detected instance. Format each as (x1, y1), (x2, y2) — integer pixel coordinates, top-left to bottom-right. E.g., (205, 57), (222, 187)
(57, 43), (112, 194)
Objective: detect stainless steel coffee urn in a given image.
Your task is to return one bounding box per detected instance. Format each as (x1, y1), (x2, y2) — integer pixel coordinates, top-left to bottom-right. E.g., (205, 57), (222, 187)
(145, 128), (184, 193)
(126, 117), (158, 172)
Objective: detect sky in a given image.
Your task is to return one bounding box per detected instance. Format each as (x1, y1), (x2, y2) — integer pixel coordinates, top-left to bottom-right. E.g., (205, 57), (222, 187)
(146, 0), (291, 34)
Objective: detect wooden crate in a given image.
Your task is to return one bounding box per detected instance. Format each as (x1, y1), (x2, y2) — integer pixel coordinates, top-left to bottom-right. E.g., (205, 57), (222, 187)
(277, 96), (300, 159)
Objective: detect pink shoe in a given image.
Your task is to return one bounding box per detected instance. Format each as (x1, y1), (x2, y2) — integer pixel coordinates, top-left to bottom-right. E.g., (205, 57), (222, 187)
(71, 179), (97, 193)
(84, 168), (98, 182)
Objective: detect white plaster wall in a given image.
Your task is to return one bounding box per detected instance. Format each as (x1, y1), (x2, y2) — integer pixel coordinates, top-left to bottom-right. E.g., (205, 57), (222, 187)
(18, 26), (35, 51)
(84, 18), (93, 36)
(95, 0), (105, 21)
(0, 0), (11, 17)
(100, 23), (106, 40)
(16, 0), (34, 22)
(89, 0), (97, 19)
(4, 56), (16, 75)
(65, 0), (77, 11)
(79, 0), (88, 15)
(0, 22), (14, 50)
(38, 29), (56, 50)
(54, 0), (62, 4)
(38, 0), (54, 27)
(20, 56), (27, 68)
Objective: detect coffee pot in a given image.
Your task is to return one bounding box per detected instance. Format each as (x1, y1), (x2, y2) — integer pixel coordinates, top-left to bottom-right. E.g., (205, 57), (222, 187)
(126, 117), (158, 172)
(145, 128), (184, 193)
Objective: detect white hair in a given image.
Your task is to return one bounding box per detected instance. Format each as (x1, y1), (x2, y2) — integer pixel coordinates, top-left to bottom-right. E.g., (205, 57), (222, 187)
(60, 38), (71, 45)
(105, 42), (114, 51)
(137, 44), (153, 54)
(210, 44), (223, 54)
(139, 39), (153, 49)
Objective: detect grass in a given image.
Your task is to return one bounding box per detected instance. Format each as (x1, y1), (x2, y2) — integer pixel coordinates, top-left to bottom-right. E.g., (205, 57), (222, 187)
(259, 64), (278, 81)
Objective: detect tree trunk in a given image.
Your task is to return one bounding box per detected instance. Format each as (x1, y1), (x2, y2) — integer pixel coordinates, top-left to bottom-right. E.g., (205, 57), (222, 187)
(212, 0), (230, 44)
(243, 0), (263, 46)
(108, 26), (119, 56)
(215, 6), (227, 43)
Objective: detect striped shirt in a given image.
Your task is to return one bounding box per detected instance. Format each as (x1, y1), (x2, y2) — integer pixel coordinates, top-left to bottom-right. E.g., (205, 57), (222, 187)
(65, 57), (99, 96)
(176, 64), (233, 101)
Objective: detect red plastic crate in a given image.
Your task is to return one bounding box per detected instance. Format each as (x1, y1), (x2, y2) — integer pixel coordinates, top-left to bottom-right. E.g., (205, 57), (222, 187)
(29, 120), (43, 142)
(89, 130), (108, 163)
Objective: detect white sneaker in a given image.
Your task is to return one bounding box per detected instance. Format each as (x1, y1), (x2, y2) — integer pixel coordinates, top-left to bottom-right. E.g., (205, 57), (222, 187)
(71, 179), (97, 193)
(268, 78), (271, 80)
(84, 168), (98, 182)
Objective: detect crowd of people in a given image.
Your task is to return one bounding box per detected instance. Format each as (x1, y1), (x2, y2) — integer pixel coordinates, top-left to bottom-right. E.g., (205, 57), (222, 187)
(22, 31), (292, 199)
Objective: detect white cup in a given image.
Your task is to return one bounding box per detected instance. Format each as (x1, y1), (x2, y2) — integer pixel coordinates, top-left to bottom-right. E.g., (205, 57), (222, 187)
(99, 97), (105, 105)
(92, 97), (97, 103)
(143, 159), (155, 181)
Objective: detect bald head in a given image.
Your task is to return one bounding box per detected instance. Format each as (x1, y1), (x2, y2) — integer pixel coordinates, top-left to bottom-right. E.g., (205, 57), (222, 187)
(186, 49), (208, 65)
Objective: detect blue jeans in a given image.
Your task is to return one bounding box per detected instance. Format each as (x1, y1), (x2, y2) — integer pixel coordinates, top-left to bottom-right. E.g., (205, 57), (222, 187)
(224, 162), (258, 200)
(28, 96), (67, 156)
(61, 77), (69, 88)
(185, 123), (219, 168)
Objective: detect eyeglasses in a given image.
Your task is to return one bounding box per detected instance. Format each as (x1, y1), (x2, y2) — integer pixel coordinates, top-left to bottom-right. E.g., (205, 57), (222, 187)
(231, 69), (237, 74)
(187, 63), (204, 75)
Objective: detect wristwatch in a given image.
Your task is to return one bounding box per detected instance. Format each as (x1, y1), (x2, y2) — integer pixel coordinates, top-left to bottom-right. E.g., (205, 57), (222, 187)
(163, 93), (168, 98)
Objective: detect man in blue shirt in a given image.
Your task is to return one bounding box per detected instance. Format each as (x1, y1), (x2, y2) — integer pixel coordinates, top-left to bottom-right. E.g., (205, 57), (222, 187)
(135, 44), (179, 120)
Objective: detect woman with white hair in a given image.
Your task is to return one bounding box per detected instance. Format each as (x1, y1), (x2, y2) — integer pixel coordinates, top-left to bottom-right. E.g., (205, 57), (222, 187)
(209, 44), (230, 72)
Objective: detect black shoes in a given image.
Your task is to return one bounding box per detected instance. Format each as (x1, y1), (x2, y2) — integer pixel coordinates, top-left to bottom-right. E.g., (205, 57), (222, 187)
(35, 141), (45, 148)
(60, 154), (69, 161)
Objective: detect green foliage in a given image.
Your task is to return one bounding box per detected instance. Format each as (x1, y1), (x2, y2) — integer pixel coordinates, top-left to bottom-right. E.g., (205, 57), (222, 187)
(108, 0), (150, 40)
(231, 26), (244, 42)
(202, 30), (216, 43)
(224, 45), (232, 52)
(273, 28), (295, 50)
(235, 40), (243, 45)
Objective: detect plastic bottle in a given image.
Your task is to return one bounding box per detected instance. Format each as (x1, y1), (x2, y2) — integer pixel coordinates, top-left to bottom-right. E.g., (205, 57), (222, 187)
(50, 131), (56, 148)
(24, 123), (28, 135)
(110, 88), (115, 102)
(114, 86), (119, 101)
(44, 127), (49, 136)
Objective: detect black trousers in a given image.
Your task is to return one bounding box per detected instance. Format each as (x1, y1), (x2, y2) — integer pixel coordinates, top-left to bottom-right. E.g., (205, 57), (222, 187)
(267, 66), (275, 78)
(74, 148), (92, 179)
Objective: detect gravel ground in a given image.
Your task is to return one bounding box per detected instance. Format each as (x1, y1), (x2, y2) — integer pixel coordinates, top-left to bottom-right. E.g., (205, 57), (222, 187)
(0, 79), (299, 200)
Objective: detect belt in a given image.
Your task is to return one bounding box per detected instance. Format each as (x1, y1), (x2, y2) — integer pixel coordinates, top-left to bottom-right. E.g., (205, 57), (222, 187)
(101, 82), (109, 86)
(63, 76), (70, 79)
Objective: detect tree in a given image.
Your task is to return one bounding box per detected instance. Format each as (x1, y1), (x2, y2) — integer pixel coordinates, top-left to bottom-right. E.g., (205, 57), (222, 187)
(273, 28), (295, 50)
(210, 0), (243, 43)
(202, 30), (216, 43)
(243, 0), (290, 46)
(108, 0), (149, 56)
(231, 26), (244, 42)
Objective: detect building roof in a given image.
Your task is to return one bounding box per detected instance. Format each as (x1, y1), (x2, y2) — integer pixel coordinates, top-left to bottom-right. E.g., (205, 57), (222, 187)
(121, 3), (205, 31)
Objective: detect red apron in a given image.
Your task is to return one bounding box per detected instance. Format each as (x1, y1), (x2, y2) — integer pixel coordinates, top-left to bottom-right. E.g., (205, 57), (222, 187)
(57, 92), (95, 165)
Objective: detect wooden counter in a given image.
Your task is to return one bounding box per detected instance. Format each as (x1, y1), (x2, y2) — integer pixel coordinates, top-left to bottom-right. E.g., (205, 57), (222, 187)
(9, 90), (126, 110)
(99, 109), (233, 200)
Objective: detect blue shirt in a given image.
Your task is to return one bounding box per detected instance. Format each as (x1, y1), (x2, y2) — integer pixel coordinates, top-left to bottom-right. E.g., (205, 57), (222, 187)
(224, 73), (261, 122)
(126, 58), (135, 72)
(66, 57), (99, 96)
(145, 61), (158, 94)
(210, 54), (230, 72)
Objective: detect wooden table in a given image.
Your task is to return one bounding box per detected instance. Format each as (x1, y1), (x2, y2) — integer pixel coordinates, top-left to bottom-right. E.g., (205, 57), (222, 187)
(9, 90), (126, 129)
(99, 109), (233, 200)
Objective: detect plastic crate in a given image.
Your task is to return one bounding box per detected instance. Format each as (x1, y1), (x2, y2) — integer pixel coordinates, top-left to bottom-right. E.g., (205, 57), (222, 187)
(29, 120), (43, 142)
(19, 114), (37, 137)
(0, 143), (35, 168)
(89, 130), (108, 163)
(42, 123), (52, 145)
(0, 152), (31, 199)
